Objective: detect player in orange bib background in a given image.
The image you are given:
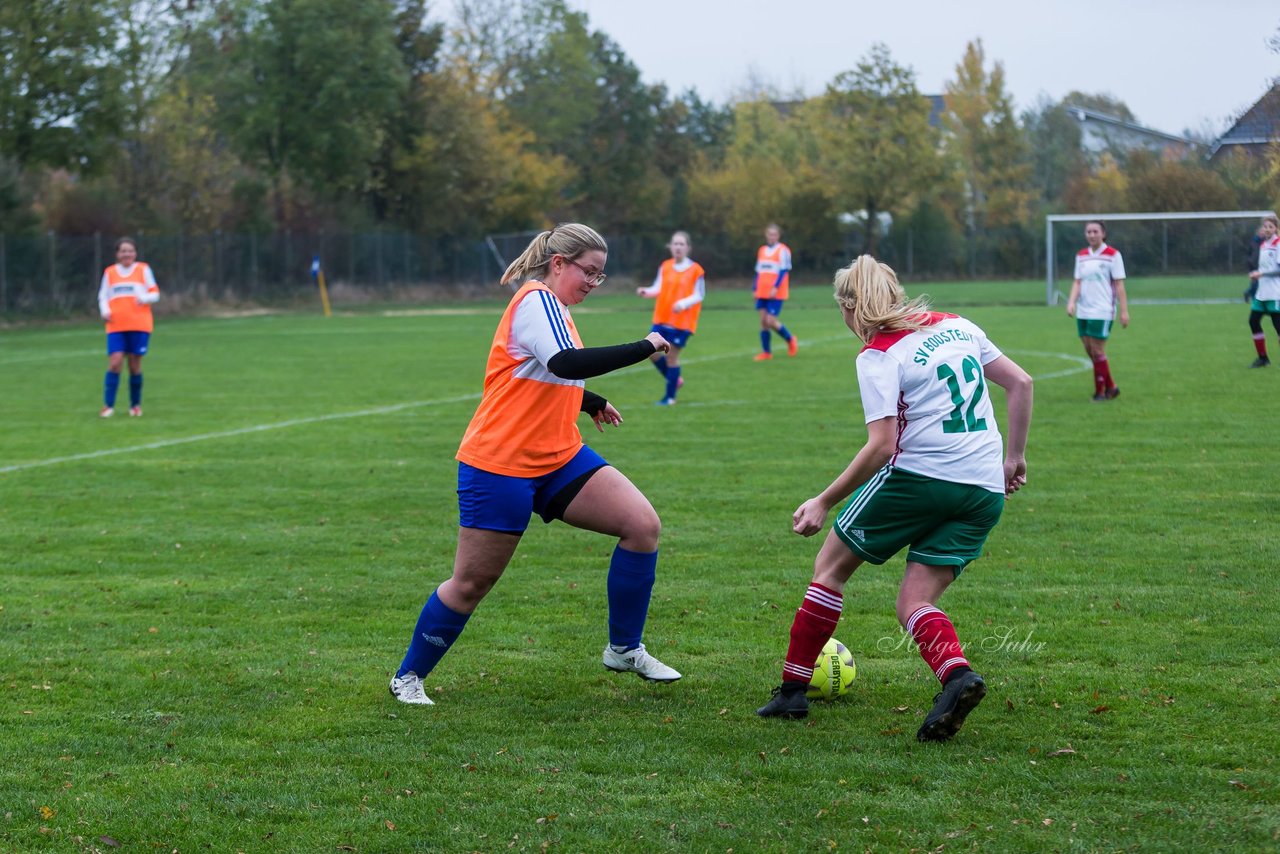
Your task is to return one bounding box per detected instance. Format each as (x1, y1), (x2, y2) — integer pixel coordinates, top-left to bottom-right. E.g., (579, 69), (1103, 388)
(97, 236), (160, 417)
(636, 230), (706, 405)
(753, 223), (798, 361)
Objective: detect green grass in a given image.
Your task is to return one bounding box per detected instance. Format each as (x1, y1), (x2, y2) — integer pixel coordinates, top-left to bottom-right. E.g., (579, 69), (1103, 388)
(1, 281), (1278, 852)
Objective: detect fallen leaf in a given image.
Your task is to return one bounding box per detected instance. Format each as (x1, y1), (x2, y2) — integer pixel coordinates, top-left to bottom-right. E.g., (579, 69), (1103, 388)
(38, 806), (54, 820)
(1042, 818), (1053, 826)
(1229, 780), (1250, 790)
(98, 837), (120, 848)
(1048, 747), (1076, 757)
(1005, 698), (1014, 711)
(892, 705), (910, 714)
(758, 751), (766, 764)
(879, 727), (903, 736)
(1090, 705), (1110, 715)
(384, 819), (395, 831)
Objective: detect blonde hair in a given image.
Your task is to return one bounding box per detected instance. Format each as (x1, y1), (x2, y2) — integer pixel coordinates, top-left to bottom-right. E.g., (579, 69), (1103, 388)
(833, 255), (932, 344)
(670, 230), (691, 248)
(500, 223), (608, 286)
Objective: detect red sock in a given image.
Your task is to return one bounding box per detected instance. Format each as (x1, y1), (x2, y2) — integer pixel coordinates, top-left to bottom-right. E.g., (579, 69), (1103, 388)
(905, 605), (969, 684)
(1094, 356), (1114, 391)
(781, 583), (842, 684)
(1254, 334), (1268, 357)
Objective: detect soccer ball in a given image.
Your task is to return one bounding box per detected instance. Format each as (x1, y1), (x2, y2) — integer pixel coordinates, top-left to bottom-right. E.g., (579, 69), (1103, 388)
(807, 638), (857, 700)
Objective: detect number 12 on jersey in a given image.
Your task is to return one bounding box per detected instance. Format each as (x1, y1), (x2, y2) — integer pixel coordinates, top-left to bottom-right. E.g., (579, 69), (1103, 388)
(937, 356), (988, 434)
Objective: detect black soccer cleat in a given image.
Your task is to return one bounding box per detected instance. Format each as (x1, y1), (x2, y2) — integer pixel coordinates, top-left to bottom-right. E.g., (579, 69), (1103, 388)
(1251, 357), (1271, 369)
(917, 670), (986, 742)
(1104, 386), (1120, 400)
(756, 682), (810, 719)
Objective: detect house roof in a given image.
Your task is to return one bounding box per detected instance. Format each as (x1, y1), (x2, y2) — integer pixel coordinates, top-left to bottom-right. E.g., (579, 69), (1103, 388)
(1210, 83), (1280, 157)
(1063, 105), (1196, 146)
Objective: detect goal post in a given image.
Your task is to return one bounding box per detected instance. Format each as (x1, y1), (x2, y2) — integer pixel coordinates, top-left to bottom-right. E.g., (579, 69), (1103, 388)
(1045, 210), (1276, 306)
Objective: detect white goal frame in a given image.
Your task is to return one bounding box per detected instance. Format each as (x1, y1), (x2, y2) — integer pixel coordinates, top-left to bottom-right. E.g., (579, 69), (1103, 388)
(1044, 210), (1275, 306)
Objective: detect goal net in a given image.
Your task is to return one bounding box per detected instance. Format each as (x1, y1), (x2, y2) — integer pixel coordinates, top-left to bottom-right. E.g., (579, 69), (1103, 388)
(1045, 211), (1275, 306)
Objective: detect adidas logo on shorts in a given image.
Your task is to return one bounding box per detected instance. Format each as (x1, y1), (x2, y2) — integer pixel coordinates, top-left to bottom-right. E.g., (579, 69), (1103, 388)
(849, 528), (866, 541)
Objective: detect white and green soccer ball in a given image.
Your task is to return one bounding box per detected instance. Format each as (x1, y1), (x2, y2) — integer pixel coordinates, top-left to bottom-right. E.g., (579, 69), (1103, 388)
(807, 638), (857, 700)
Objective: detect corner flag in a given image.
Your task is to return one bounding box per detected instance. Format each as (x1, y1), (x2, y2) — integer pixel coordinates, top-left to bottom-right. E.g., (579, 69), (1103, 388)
(311, 254), (332, 318)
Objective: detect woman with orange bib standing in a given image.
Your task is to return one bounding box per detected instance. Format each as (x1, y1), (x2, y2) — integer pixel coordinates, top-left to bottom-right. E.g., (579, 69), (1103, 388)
(637, 230), (706, 405)
(753, 223), (797, 360)
(97, 237), (160, 417)
(389, 224), (682, 706)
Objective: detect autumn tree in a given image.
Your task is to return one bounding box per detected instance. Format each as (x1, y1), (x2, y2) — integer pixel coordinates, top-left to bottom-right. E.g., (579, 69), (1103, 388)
(942, 39), (1034, 271)
(0, 0), (127, 173)
(803, 44), (942, 255)
(188, 0), (407, 223)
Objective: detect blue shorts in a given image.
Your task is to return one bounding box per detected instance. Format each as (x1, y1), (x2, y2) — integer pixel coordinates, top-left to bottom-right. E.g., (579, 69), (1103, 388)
(755, 298), (785, 316)
(457, 445), (609, 534)
(651, 324), (692, 349)
(106, 331), (151, 355)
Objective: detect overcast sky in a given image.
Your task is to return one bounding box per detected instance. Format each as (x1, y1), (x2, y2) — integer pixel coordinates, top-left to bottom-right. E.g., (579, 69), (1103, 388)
(551, 0), (1278, 137)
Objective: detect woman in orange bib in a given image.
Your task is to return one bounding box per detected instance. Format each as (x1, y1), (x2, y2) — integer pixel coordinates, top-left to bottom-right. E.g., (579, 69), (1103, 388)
(390, 224), (682, 706)
(97, 237), (160, 417)
(636, 230), (706, 405)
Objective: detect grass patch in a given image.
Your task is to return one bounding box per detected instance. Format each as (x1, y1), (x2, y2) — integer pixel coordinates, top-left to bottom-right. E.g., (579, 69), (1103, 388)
(1, 282), (1277, 851)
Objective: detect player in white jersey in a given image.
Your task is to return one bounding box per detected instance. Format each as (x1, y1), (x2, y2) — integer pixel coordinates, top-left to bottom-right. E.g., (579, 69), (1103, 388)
(757, 255), (1033, 742)
(1246, 214), (1280, 368)
(1066, 221), (1128, 401)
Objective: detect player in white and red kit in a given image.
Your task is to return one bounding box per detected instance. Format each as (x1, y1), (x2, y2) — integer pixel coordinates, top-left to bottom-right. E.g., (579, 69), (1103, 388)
(1066, 221), (1129, 400)
(756, 255), (1033, 742)
(1246, 214), (1280, 368)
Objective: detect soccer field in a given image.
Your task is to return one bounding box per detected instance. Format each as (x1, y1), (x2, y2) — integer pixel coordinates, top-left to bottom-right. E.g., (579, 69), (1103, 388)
(2, 281), (1277, 851)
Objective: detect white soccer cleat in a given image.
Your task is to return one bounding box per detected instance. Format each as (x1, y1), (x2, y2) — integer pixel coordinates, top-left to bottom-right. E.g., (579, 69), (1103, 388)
(389, 672), (434, 705)
(99, 406), (114, 418)
(602, 643), (681, 682)
(129, 406), (142, 417)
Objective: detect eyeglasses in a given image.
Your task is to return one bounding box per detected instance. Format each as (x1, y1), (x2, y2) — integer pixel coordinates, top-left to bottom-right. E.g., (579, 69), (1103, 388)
(563, 256), (607, 286)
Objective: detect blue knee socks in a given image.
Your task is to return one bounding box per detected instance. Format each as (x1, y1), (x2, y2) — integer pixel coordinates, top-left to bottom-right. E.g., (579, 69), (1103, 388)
(777, 326), (792, 342)
(652, 355), (669, 376)
(104, 372), (120, 407)
(606, 546), (657, 650)
(664, 366), (681, 401)
(397, 590), (471, 678)
(760, 330), (771, 353)
(129, 374), (143, 407)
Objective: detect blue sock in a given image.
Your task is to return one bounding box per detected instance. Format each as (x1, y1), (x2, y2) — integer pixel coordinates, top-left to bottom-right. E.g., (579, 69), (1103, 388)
(664, 366), (681, 401)
(606, 546), (657, 650)
(104, 372), (120, 407)
(760, 330), (771, 353)
(652, 355), (668, 376)
(397, 589), (471, 678)
(777, 326), (793, 342)
(129, 374), (143, 407)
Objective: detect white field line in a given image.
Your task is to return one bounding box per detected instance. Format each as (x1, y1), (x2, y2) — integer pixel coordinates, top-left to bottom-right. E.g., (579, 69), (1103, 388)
(0, 395), (480, 474)
(1, 341), (1087, 475)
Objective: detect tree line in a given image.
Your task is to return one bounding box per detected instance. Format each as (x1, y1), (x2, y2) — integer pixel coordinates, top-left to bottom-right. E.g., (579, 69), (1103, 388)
(1, 0), (1274, 279)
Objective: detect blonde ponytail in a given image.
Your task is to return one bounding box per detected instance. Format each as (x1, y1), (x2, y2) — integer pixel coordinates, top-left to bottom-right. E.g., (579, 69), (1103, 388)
(500, 223), (608, 286)
(833, 255), (932, 344)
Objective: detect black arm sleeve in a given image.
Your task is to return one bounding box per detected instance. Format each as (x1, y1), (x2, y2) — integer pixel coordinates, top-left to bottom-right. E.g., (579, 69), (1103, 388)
(580, 390), (608, 417)
(546, 340), (656, 380)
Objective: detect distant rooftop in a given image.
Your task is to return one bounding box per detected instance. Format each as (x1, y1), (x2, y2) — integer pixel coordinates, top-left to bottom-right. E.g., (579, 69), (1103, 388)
(1210, 83), (1280, 160)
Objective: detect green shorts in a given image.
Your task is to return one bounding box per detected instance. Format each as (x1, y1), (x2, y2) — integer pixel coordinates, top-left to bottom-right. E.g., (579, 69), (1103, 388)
(832, 466), (1004, 574)
(1076, 318), (1112, 339)
(1251, 298), (1280, 314)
